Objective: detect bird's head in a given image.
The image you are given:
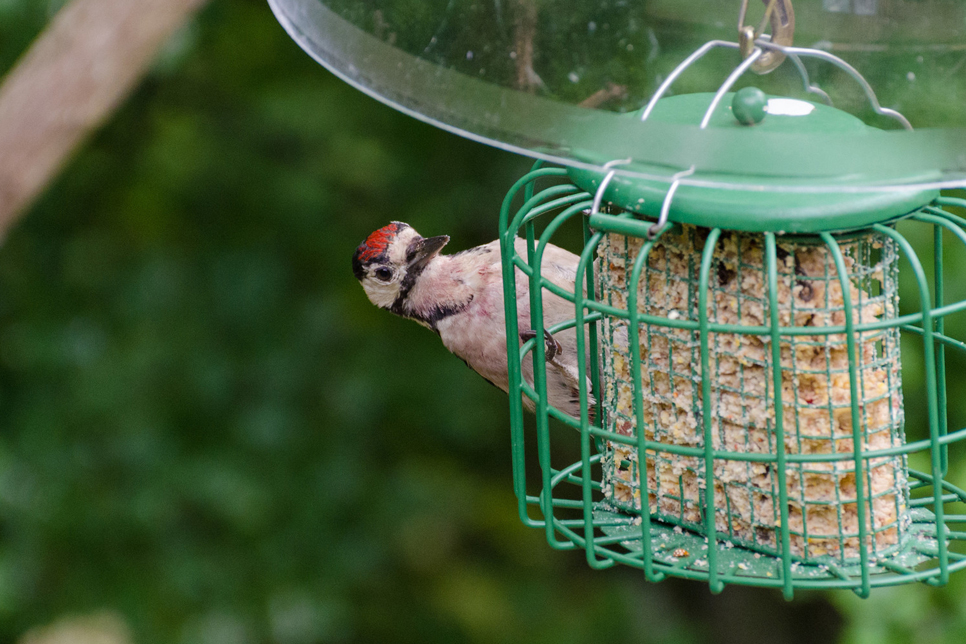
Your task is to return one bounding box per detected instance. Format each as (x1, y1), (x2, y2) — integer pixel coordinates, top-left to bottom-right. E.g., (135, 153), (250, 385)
(352, 222), (450, 311)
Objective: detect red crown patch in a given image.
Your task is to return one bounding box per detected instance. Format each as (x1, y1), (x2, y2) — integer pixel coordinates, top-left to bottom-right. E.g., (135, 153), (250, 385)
(358, 222), (403, 261)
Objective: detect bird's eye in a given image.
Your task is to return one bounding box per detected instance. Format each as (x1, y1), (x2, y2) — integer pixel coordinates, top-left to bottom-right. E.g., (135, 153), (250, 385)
(374, 267), (394, 282)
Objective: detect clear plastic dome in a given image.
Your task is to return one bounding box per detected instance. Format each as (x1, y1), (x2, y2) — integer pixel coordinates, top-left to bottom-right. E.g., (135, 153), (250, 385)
(269, 0), (966, 194)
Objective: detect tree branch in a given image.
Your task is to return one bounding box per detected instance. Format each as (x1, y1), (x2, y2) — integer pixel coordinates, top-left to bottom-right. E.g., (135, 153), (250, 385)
(0, 0), (209, 235)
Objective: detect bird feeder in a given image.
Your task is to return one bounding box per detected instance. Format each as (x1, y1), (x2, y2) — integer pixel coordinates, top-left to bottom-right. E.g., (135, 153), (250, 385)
(501, 25), (966, 600)
(270, 0), (966, 597)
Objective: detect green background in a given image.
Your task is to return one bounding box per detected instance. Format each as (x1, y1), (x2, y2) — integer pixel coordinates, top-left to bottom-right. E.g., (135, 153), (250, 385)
(1, 1), (966, 642)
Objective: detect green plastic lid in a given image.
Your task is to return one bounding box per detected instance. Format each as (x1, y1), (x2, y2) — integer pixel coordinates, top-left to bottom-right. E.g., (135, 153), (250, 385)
(567, 92), (939, 234)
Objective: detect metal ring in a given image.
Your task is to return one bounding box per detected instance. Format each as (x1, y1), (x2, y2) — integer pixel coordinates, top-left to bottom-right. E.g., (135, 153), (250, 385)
(738, 0), (795, 74)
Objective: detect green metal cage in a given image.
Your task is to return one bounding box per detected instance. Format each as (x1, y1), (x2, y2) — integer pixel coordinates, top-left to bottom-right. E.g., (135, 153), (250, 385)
(499, 163), (966, 598)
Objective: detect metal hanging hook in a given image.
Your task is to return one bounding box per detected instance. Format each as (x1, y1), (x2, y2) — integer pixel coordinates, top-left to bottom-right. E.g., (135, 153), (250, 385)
(591, 158), (632, 217)
(648, 166), (695, 239)
(738, 0), (795, 74)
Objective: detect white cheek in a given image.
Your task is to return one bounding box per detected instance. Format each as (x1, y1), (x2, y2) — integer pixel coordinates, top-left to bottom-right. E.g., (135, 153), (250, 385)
(362, 280), (400, 309)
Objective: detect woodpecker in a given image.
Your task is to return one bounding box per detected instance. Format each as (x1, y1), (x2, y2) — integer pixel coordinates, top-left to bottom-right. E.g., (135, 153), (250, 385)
(351, 222), (593, 418)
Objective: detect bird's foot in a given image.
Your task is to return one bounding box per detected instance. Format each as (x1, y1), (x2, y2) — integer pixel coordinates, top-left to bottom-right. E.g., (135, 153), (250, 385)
(520, 329), (561, 362)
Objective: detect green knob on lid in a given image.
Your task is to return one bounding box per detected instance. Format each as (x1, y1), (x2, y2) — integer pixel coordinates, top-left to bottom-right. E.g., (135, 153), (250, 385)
(732, 87), (768, 125)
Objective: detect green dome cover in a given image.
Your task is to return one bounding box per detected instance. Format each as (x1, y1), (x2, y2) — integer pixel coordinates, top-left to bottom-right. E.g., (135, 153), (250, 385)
(567, 92), (939, 234)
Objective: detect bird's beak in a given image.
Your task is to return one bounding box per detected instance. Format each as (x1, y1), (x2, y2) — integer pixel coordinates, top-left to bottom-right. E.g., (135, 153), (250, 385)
(407, 235), (449, 271)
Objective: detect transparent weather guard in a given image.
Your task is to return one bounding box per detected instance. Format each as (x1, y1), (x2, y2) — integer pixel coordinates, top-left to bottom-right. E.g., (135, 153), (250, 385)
(269, 0), (966, 191)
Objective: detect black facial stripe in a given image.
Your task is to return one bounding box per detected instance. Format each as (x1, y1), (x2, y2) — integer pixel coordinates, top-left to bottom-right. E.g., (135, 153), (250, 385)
(428, 296), (472, 328)
(414, 296), (474, 332)
(390, 293), (473, 332)
(389, 255), (433, 311)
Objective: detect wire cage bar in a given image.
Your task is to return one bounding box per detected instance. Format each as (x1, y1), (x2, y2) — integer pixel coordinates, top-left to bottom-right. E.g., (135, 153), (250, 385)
(500, 165), (966, 598)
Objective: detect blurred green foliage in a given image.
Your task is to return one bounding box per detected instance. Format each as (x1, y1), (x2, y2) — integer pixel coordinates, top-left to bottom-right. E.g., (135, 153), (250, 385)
(0, 1), (965, 643)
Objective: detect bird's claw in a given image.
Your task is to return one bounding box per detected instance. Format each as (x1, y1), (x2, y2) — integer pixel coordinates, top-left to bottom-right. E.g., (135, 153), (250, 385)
(543, 329), (561, 362)
(521, 329), (561, 362)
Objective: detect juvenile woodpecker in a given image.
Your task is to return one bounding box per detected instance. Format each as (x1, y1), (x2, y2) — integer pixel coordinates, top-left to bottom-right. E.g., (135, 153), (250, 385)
(351, 222), (593, 418)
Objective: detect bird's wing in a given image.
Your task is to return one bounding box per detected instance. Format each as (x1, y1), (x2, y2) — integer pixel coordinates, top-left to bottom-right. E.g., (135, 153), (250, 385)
(541, 243), (581, 293)
(511, 238), (581, 295)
